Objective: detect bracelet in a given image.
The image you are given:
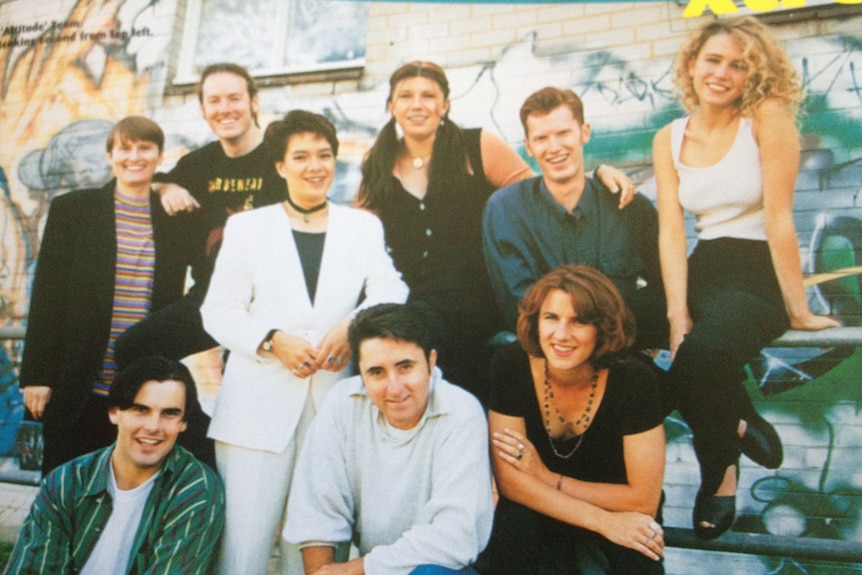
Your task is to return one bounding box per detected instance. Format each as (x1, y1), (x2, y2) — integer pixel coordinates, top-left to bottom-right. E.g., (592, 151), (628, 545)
(556, 474), (563, 491)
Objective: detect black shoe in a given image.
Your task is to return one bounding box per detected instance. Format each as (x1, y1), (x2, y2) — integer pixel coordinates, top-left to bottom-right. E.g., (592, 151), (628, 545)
(693, 489), (736, 540)
(692, 463), (738, 540)
(741, 412), (783, 469)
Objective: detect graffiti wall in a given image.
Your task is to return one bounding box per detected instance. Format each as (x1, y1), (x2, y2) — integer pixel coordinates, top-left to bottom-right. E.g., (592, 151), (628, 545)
(0, 0), (860, 571)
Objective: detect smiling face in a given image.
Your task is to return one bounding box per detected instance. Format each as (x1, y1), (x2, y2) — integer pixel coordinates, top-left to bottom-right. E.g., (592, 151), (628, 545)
(275, 131), (335, 209)
(359, 337), (436, 431)
(109, 379), (187, 484)
(524, 105), (591, 190)
(538, 289), (598, 375)
(107, 137), (163, 197)
(688, 33), (749, 110)
(388, 76), (450, 141)
(200, 71), (259, 145)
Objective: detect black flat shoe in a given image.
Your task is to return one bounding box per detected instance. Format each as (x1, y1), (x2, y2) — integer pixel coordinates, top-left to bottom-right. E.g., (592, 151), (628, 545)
(693, 489), (735, 540)
(741, 412), (783, 469)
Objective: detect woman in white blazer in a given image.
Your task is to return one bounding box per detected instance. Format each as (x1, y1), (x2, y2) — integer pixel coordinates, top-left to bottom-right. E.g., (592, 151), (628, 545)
(201, 110), (409, 575)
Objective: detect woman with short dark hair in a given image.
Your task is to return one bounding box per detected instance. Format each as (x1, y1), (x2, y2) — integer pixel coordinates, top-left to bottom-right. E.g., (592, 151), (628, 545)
(201, 110), (408, 575)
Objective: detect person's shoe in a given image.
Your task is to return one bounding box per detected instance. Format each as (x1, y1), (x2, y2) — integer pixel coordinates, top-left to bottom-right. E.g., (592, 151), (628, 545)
(693, 489), (736, 540)
(740, 412), (783, 469)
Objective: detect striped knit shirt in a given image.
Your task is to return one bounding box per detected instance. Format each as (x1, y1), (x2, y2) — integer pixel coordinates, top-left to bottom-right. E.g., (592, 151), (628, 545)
(5, 444), (225, 575)
(94, 191), (155, 396)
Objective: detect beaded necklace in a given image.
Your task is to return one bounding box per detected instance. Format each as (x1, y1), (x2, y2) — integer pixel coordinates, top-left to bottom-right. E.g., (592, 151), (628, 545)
(542, 360), (597, 459)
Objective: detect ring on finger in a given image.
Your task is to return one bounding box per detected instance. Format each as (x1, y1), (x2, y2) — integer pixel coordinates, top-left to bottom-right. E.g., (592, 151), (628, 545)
(650, 528), (657, 539)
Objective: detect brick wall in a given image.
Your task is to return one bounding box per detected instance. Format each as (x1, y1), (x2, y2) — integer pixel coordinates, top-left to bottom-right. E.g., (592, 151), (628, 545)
(1, 1), (860, 571)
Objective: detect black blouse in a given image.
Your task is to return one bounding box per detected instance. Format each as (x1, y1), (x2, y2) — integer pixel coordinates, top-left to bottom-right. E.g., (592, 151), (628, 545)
(489, 344), (663, 484)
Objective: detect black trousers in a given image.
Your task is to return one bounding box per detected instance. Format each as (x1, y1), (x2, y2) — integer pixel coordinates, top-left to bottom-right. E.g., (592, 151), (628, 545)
(114, 287), (218, 368)
(41, 394), (114, 475)
(113, 287), (219, 470)
(666, 238), (789, 488)
(483, 498), (664, 575)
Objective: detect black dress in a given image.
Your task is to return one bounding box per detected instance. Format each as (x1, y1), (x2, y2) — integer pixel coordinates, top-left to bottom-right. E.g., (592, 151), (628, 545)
(485, 344), (665, 575)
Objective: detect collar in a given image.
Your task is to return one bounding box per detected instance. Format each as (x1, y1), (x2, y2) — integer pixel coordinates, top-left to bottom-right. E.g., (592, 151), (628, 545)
(533, 176), (602, 222)
(83, 443), (179, 498)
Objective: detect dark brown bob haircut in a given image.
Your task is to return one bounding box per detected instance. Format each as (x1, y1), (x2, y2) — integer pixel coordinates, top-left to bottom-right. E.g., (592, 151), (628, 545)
(516, 264), (635, 367)
(106, 116), (165, 153)
(264, 109), (339, 164)
(519, 87), (586, 136)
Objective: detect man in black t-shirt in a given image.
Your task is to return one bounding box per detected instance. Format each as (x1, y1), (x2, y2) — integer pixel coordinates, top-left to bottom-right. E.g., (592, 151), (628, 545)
(114, 63), (286, 366)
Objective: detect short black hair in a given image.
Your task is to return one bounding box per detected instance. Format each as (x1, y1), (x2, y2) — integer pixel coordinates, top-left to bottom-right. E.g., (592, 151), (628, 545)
(348, 303), (436, 365)
(264, 109), (339, 164)
(107, 356), (198, 421)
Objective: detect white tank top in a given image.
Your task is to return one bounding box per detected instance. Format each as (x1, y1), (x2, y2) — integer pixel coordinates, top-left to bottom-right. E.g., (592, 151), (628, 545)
(671, 116), (767, 241)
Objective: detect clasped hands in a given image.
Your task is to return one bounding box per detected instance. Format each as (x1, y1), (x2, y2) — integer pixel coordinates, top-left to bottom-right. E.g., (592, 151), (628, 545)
(267, 317), (352, 378)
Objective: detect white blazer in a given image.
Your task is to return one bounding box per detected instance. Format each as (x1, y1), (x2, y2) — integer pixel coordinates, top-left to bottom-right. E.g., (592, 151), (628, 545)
(201, 203), (409, 453)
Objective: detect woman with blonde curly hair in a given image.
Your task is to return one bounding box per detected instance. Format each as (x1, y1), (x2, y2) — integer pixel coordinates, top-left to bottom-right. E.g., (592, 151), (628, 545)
(652, 16), (838, 539)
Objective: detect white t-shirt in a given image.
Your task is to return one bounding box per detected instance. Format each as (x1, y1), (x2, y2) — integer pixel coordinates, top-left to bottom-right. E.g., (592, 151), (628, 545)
(80, 468), (159, 575)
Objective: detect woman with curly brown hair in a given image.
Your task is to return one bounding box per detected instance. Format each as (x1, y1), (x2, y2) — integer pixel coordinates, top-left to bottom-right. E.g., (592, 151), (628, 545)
(652, 16), (838, 539)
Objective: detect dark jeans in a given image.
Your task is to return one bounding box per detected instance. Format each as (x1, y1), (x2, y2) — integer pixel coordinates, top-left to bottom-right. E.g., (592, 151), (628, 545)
(409, 566), (480, 575)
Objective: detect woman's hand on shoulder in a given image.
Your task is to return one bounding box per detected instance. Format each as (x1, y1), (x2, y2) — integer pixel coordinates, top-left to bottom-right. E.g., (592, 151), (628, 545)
(596, 510), (664, 561)
(315, 316), (352, 372)
(789, 311), (841, 331)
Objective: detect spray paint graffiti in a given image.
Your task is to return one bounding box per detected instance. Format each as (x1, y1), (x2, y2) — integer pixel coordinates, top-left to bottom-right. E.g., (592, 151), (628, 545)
(0, 0), (859, 568)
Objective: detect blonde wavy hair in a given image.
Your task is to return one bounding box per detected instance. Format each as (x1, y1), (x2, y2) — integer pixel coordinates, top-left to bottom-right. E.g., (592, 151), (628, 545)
(673, 17), (803, 118)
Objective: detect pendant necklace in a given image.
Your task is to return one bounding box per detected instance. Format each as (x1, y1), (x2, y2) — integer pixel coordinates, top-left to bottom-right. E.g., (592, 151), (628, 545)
(542, 360), (597, 459)
(412, 155), (429, 169)
(286, 191), (328, 223)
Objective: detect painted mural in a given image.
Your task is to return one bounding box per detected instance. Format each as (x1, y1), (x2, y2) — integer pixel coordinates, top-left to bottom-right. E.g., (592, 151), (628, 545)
(0, 0), (860, 571)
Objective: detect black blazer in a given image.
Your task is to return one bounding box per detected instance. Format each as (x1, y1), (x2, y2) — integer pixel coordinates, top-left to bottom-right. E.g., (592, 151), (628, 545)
(19, 180), (197, 428)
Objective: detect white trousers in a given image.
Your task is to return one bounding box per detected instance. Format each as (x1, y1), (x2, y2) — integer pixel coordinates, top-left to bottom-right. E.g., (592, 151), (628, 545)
(215, 393), (316, 575)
